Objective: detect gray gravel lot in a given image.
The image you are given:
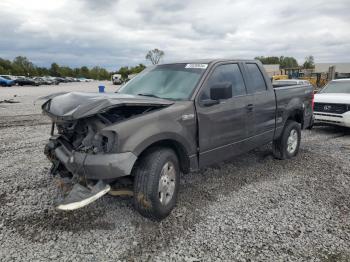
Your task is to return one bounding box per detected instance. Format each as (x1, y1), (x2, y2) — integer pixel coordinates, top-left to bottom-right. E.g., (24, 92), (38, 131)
(0, 83), (349, 261)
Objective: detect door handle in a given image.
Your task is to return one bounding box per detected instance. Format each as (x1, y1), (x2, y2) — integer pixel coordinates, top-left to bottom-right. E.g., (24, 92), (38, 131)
(246, 104), (254, 112)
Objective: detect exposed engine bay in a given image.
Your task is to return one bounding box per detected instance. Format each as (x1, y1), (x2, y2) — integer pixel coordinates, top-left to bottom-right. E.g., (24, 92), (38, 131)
(55, 106), (156, 154)
(44, 105), (165, 178)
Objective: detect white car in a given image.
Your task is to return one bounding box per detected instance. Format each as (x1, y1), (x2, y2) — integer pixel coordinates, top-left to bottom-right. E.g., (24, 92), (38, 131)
(314, 79), (350, 127)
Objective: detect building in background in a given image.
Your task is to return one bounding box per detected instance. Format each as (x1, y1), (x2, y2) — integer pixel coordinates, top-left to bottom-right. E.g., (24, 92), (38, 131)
(315, 63), (350, 78)
(262, 64), (281, 77)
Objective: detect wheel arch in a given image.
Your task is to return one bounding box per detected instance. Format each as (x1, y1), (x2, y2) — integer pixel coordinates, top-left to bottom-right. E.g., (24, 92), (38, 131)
(286, 108), (304, 128)
(135, 138), (191, 174)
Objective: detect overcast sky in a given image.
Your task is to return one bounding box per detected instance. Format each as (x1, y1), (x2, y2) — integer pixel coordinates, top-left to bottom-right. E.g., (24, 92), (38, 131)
(0, 0), (349, 70)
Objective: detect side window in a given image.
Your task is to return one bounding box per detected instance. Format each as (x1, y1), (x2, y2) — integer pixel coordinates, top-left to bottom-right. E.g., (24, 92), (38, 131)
(200, 64), (246, 100)
(246, 63), (267, 93)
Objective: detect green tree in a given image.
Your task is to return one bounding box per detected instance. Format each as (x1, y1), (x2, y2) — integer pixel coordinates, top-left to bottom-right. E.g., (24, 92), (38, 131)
(255, 56), (280, 64)
(79, 66), (90, 78)
(146, 49), (164, 65)
(117, 66), (130, 80)
(0, 58), (13, 74)
(89, 66), (110, 80)
(12, 56), (37, 76)
(131, 63), (146, 74)
(37, 67), (50, 76)
(73, 68), (80, 78)
(279, 56), (299, 68)
(116, 64), (146, 80)
(255, 56), (299, 68)
(58, 66), (74, 77)
(303, 55), (315, 69)
(50, 63), (61, 76)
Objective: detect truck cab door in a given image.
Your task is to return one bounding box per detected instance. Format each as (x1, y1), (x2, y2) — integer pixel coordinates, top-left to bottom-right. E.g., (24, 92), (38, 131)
(195, 63), (251, 167)
(242, 62), (276, 147)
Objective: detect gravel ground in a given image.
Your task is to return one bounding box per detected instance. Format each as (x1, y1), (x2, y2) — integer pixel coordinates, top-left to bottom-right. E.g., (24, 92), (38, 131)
(0, 83), (349, 261)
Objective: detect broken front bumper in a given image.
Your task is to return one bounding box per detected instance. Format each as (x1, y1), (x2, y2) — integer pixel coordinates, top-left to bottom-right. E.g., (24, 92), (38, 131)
(46, 136), (137, 180)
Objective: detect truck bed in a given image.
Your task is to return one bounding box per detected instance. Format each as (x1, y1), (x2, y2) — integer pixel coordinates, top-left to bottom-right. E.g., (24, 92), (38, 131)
(273, 84), (314, 136)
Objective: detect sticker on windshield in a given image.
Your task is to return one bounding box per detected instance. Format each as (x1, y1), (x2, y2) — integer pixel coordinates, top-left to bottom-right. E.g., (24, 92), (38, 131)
(185, 64), (208, 69)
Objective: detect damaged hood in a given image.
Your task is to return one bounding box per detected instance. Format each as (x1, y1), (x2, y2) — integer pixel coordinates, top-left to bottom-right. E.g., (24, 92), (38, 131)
(41, 92), (174, 120)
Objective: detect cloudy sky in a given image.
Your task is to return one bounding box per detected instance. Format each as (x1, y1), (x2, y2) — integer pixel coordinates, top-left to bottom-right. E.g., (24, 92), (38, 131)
(0, 0), (349, 70)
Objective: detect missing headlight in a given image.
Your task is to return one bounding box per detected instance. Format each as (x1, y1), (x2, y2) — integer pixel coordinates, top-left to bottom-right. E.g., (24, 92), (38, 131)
(91, 131), (117, 153)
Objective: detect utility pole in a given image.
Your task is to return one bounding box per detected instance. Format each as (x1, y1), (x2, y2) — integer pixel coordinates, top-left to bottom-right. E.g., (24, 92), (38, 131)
(328, 65), (336, 81)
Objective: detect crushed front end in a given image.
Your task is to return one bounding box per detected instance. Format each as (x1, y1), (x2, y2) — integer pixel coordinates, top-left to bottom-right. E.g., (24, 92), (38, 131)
(43, 111), (138, 210)
(44, 116), (137, 181)
(40, 92), (172, 210)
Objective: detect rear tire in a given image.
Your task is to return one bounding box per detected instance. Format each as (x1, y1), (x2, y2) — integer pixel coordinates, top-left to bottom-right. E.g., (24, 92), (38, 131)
(272, 120), (301, 160)
(133, 147), (180, 220)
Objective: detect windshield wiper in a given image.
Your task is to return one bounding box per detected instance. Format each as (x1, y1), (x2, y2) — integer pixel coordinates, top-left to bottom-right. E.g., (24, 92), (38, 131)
(137, 93), (161, 99)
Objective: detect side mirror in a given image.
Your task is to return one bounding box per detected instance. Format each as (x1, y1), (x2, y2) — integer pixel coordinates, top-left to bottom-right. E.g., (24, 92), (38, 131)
(210, 82), (232, 100)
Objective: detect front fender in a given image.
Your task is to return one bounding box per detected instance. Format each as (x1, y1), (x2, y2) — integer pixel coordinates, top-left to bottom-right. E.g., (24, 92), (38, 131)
(103, 101), (197, 157)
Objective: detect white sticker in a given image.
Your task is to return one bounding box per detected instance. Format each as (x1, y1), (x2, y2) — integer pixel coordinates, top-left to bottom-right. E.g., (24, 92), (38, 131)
(185, 63), (208, 69)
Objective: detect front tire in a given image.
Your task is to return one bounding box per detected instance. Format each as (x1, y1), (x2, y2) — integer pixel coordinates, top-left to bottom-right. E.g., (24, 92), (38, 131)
(272, 120), (301, 160)
(133, 147), (180, 220)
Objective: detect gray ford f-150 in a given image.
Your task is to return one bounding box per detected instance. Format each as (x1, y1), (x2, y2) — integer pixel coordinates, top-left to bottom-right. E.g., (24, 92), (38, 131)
(42, 59), (314, 220)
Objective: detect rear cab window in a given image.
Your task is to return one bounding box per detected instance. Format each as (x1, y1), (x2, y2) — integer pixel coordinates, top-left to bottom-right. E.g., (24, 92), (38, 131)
(245, 63), (267, 93)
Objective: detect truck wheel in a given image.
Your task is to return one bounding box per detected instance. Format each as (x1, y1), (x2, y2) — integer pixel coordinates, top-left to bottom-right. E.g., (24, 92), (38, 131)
(272, 120), (301, 160)
(133, 147), (180, 220)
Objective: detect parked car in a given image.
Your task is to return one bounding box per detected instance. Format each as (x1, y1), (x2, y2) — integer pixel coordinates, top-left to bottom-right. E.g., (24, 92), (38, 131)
(0, 74), (17, 80)
(77, 77), (93, 82)
(15, 77), (40, 86)
(45, 77), (60, 85)
(65, 77), (76, 82)
(54, 77), (69, 83)
(77, 77), (88, 82)
(272, 79), (311, 88)
(0, 76), (15, 86)
(314, 78), (350, 127)
(33, 77), (52, 85)
(42, 59), (314, 219)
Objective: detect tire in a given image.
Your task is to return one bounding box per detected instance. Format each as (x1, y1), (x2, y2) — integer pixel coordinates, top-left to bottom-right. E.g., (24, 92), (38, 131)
(272, 120), (301, 160)
(133, 147), (180, 220)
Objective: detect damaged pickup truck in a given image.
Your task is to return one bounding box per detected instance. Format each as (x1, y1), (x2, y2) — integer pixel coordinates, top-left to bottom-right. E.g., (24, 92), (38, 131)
(42, 59), (314, 220)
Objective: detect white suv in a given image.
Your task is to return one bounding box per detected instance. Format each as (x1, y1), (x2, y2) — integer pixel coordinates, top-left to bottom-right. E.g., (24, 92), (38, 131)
(314, 79), (350, 127)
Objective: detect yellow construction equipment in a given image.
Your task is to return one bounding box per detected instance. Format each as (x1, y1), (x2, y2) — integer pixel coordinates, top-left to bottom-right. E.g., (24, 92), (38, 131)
(272, 75), (288, 81)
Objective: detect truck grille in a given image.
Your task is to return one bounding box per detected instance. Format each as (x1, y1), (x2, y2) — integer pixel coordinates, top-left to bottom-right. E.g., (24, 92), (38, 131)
(314, 103), (349, 114)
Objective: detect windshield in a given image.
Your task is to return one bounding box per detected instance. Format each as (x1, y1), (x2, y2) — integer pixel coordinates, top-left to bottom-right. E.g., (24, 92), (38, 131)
(320, 81), (350, 94)
(118, 63), (207, 100)
(0, 76), (11, 80)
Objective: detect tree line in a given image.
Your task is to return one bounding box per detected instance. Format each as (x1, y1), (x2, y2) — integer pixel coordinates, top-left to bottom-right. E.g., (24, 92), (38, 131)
(0, 56), (112, 80)
(255, 55), (315, 69)
(0, 51), (315, 81)
(0, 56), (149, 81)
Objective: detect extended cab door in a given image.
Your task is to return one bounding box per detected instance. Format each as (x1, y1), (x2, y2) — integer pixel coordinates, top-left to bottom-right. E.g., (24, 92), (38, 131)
(241, 62), (276, 147)
(195, 63), (251, 167)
